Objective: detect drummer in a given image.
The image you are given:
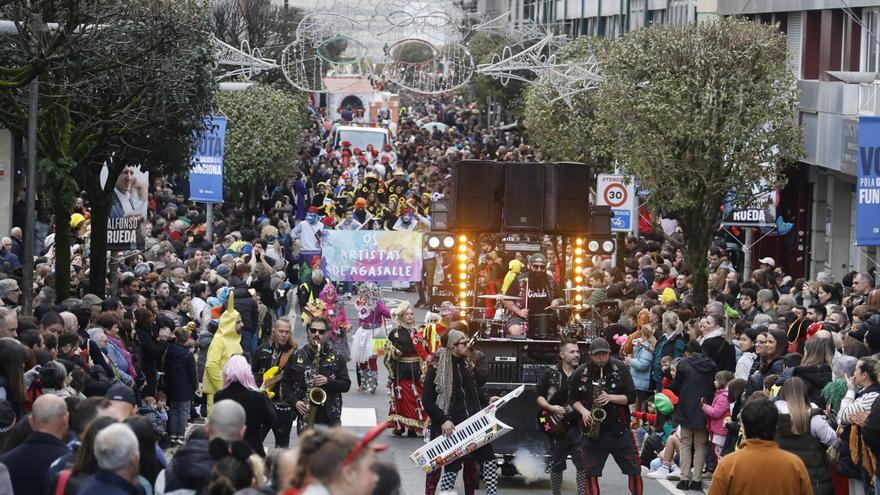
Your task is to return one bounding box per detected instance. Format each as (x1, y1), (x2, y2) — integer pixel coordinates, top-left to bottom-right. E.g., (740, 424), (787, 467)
(502, 253), (564, 337)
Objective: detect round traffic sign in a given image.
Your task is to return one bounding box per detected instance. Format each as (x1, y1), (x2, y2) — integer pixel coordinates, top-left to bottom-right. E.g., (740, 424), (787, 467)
(604, 183), (627, 208)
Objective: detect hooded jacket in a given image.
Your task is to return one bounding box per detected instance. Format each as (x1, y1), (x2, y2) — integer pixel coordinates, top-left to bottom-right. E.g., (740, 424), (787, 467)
(669, 352), (717, 429)
(157, 438), (213, 494)
(792, 364), (832, 408)
(164, 341), (198, 403)
(202, 295), (243, 395)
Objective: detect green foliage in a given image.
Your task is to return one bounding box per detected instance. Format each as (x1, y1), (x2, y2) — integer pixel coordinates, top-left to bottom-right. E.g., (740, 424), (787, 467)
(592, 18), (803, 306)
(217, 84), (307, 189)
(467, 32), (527, 114)
(523, 37), (607, 164)
(392, 40), (436, 64)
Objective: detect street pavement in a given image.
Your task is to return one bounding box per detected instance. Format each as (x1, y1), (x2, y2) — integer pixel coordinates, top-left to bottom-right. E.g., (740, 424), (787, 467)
(275, 287), (687, 495)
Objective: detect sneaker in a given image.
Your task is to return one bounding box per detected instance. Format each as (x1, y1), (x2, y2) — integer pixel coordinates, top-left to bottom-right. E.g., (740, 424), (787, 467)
(646, 464), (670, 479)
(675, 480), (690, 490)
(666, 466), (682, 481)
(690, 481), (703, 491)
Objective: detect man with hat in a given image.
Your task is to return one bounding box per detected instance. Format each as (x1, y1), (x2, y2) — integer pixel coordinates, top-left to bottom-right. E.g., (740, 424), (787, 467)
(568, 337), (642, 495)
(105, 382), (138, 419)
(757, 257), (776, 269)
(502, 253), (564, 337)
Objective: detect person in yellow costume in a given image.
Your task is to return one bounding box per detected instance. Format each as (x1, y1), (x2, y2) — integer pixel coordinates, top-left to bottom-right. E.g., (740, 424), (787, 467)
(203, 292), (244, 410)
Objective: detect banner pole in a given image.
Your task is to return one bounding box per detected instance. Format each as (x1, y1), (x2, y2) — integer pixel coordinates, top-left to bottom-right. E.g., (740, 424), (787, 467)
(206, 202), (214, 242)
(743, 228), (753, 281)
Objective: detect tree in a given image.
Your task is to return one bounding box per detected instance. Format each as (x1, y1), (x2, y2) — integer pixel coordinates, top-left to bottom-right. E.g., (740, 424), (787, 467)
(217, 84), (307, 209)
(522, 36), (607, 164)
(592, 19), (802, 307)
(466, 32), (529, 120)
(0, 0), (217, 299)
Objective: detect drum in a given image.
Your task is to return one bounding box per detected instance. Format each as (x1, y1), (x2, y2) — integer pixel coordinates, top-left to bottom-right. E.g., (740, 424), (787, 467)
(528, 314), (558, 340)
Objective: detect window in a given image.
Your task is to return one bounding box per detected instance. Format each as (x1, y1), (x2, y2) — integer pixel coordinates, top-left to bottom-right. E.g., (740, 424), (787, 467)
(862, 8), (880, 73)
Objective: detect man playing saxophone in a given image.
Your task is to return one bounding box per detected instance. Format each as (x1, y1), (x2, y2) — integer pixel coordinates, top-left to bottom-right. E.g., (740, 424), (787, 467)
(287, 317), (351, 433)
(569, 337), (643, 495)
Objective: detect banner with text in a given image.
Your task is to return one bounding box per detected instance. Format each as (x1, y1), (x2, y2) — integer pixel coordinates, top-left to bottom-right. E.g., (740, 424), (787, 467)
(189, 115), (226, 203)
(858, 116), (880, 245)
(107, 165), (149, 251)
(322, 231), (423, 282)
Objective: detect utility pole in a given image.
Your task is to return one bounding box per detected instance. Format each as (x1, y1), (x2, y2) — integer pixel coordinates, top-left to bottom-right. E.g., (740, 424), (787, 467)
(21, 76), (37, 315)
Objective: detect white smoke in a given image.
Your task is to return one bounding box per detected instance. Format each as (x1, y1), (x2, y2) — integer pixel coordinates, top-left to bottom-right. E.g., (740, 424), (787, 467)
(513, 447), (548, 483)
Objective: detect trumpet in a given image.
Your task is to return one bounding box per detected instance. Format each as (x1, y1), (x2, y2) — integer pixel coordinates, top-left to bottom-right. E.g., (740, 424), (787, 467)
(303, 343), (328, 430)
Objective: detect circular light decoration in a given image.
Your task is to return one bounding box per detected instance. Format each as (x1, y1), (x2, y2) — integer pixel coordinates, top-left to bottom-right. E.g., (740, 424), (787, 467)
(442, 236), (455, 249)
(427, 236), (441, 249)
(588, 240), (600, 252)
(280, 12), (376, 93)
(602, 240), (615, 253)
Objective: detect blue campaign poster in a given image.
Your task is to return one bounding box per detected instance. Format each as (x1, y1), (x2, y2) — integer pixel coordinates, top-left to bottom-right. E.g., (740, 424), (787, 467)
(857, 116), (880, 245)
(190, 116), (227, 203)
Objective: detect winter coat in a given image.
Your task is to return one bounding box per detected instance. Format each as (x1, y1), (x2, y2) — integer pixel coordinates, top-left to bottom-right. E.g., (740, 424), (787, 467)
(630, 340), (654, 392)
(157, 438), (214, 494)
(792, 364), (832, 408)
(651, 330), (686, 389)
(700, 330), (737, 373)
(136, 325), (167, 396)
(233, 287), (259, 336)
(215, 382), (276, 457)
(164, 342), (198, 403)
(711, 439), (813, 495)
(702, 388), (730, 436)
(775, 408), (834, 495)
(669, 352), (717, 429)
(735, 351), (756, 380)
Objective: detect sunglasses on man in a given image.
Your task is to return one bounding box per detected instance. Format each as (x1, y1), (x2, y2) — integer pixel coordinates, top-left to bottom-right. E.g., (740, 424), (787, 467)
(308, 327), (328, 334)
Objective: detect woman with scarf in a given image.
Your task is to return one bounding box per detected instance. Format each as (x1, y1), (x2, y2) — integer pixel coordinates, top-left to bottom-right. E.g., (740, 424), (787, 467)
(384, 301), (427, 437)
(351, 283), (390, 394)
(422, 329), (499, 495)
(86, 327), (133, 388)
(319, 284), (351, 362)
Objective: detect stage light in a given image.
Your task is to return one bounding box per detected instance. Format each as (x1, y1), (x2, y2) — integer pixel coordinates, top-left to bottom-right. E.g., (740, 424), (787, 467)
(575, 304), (582, 311)
(459, 282), (467, 289)
(575, 257), (583, 265)
(442, 236), (455, 248)
(459, 310), (467, 317)
(459, 263), (467, 271)
(602, 240), (615, 253)
(458, 253), (467, 262)
(458, 234), (468, 243)
(575, 294), (583, 302)
(575, 275), (583, 283)
(428, 236), (440, 249)
(588, 240), (599, 252)
(457, 244), (467, 253)
(575, 247), (583, 256)
(576, 238), (584, 246)
(458, 273), (467, 280)
(459, 291), (468, 299)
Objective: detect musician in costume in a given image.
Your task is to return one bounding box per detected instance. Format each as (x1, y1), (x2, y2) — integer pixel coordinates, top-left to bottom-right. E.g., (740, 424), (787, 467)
(286, 317), (351, 433)
(351, 283), (391, 393)
(536, 338), (587, 495)
(569, 337), (643, 495)
(253, 317), (297, 448)
(422, 329), (499, 495)
(502, 252), (564, 337)
(385, 301), (428, 436)
(318, 284), (351, 362)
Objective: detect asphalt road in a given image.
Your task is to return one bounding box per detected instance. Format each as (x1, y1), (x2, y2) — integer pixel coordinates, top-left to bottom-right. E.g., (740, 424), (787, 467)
(278, 287), (687, 495)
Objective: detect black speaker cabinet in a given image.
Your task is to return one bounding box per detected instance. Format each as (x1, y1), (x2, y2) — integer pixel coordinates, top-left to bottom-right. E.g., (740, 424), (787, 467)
(502, 163), (545, 231)
(544, 162), (591, 234)
(449, 160), (504, 231)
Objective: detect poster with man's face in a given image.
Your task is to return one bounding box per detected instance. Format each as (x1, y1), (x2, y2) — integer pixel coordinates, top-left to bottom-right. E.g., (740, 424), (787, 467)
(108, 164), (149, 251)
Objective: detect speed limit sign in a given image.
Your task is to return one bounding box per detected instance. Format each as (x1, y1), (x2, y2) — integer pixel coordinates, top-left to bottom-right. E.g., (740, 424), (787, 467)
(597, 174), (636, 232)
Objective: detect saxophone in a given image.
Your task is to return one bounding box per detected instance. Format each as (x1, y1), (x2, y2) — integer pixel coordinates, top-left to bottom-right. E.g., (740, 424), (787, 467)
(586, 366), (606, 440)
(303, 343), (328, 430)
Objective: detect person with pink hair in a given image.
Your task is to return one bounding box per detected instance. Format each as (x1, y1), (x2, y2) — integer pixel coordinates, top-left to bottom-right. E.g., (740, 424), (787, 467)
(215, 355), (276, 456)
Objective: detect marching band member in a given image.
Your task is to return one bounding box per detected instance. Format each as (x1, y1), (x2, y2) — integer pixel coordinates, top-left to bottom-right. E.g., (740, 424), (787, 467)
(253, 317), (297, 449)
(351, 283), (391, 394)
(536, 338), (587, 495)
(416, 301), (456, 361)
(422, 329), (499, 495)
(569, 337), (643, 495)
(384, 301), (428, 436)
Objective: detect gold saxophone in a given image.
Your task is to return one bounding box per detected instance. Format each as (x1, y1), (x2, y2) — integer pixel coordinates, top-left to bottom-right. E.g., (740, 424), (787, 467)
(303, 343), (328, 430)
(586, 366), (606, 440)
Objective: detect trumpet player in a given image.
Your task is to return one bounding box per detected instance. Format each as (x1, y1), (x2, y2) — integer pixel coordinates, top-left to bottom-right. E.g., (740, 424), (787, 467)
(287, 317), (351, 433)
(569, 337), (643, 495)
